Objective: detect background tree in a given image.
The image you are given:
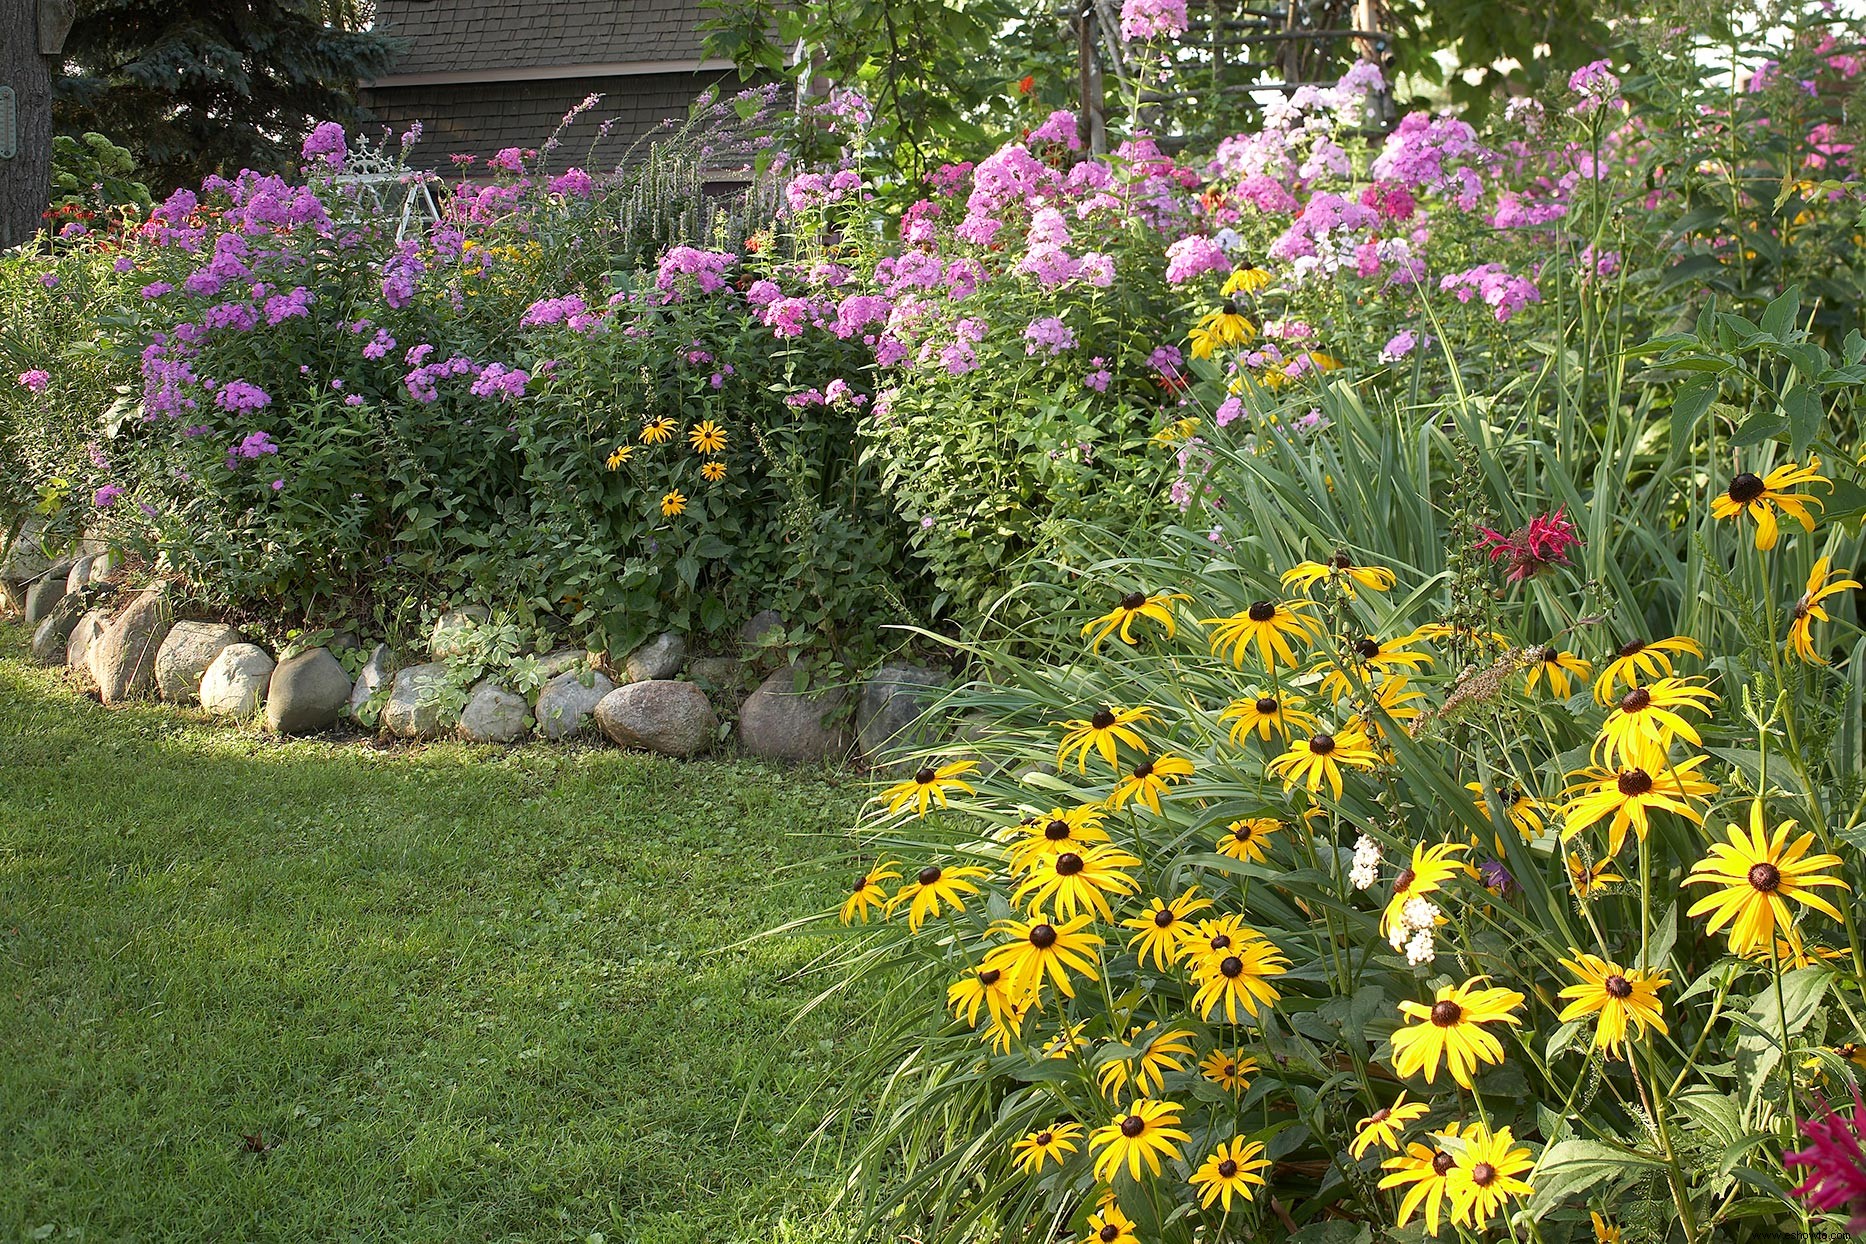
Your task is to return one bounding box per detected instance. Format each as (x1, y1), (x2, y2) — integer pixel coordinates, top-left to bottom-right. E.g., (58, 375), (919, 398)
(53, 0), (402, 195)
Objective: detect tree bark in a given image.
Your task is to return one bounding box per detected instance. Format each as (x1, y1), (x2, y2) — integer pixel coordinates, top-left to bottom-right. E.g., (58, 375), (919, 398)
(1, 0), (52, 249)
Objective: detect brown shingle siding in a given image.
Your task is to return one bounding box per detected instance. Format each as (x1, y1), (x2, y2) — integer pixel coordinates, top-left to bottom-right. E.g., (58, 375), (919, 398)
(373, 0), (709, 76)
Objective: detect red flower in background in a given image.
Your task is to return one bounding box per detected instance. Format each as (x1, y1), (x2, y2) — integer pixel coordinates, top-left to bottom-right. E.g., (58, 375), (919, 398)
(1017, 74), (1035, 95)
(1476, 505), (1581, 582)
(1786, 1088), (1866, 1234)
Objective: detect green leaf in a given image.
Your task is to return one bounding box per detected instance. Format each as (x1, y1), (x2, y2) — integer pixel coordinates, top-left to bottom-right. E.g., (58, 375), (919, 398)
(1782, 385), (1823, 457)
(1526, 1140), (1665, 1217)
(1670, 379), (1719, 445)
(1759, 285), (1801, 339)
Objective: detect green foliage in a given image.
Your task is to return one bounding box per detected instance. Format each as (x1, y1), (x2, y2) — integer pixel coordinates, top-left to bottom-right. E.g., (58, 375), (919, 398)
(53, 0), (401, 193)
(47, 132), (152, 221)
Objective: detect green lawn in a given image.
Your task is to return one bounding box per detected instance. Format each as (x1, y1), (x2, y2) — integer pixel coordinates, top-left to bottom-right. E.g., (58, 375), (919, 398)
(0, 627), (873, 1243)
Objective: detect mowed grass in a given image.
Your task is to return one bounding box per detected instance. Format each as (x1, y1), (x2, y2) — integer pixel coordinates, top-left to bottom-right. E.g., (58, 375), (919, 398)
(0, 627), (876, 1243)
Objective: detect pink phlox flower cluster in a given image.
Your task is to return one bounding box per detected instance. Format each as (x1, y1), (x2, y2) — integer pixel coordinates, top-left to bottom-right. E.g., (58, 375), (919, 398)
(1023, 316), (1076, 356)
(226, 431), (280, 470)
(1372, 112), (1493, 209)
(547, 168), (594, 198)
(833, 293), (894, 340)
(215, 380), (272, 412)
(1164, 234), (1231, 284)
(655, 246), (737, 297)
(1439, 262), (1541, 322)
(520, 294), (603, 333)
(403, 354), (479, 403)
(1028, 109), (1081, 149)
(901, 199), (942, 244)
(1118, 0), (1188, 41)
(263, 286), (313, 326)
(18, 369), (50, 393)
(1568, 59), (1622, 113)
(486, 147), (530, 174)
(470, 362), (530, 401)
(361, 328), (398, 360)
(302, 122), (348, 169)
(1083, 357), (1111, 392)
(93, 484), (124, 508)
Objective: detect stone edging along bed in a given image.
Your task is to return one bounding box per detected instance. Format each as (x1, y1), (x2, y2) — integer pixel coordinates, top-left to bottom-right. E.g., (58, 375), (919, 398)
(1, 540), (948, 765)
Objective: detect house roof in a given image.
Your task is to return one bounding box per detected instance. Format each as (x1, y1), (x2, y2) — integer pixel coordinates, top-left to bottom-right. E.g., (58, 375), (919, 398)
(370, 0), (728, 85)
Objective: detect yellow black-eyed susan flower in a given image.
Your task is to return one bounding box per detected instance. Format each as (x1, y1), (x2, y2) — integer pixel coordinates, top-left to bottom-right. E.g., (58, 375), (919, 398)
(1379, 841), (1468, 941)
(1189, 926), (1287, 1023)
(1188, 307), (1257, 359)
(700, 459), (727, 482)
(1006, 805), (1110, 872)
(1267, 728), (1380, 799)
(1220, 692), (1317, 743)
(1199, 1048), (1257, 1091)
(1710, 459), (1828, 550)
(1525, 645), (1591, 698)
(1594, 635), (1701, 704)
(640, 416), (676, 444)
(1054, 704), (1157, 773)
(1788, 557), (1861, 664)
(889, 862), (992, 931)
(839, 859), (899, 924)
(1009, 1122), (1083, 1176)
(660, 489), (687, 517)
(1592, 1212), (1625, 1244)
(1203, 599), (1320, 671)
(1390, 976), (1525, 1087)
(1556, 951), (1669, 1053)
(1012, 844), (1142, 922)
(1094, 1026), (1196, 1102)
(687, 419), (727, 454)
(1120, 888), (1212, 971)
(1320, 632), (1434, 700)
(605, 445), (635, 470)
(1221, 265), (1273, 296)
(1380, 1123), (1465, 1236)
(1466, 781), (1546, 842)
(1350, 1092), (1429, 1158)
(1593, 677), (1718, 770)
(1082, 1201), (1140, 1244)
(1189, 1137), (1271, 1211)
(981, 910), (1103, 998)
(1559, 756), (1716, 857)
(1106, 754), (1194, 814)
(947, 963), (1023, 1029)
(879, 759), (979, 816)
(1282, 554), (1396, 597)
(1089, 1098), (1190, 1182)
(1081, 589), (1187, 651)
(1684, 800), (1848, 957)
(1567, 851), (1625, 899)
(1344, 675), (1425, 738)
(1216, 816), (1281, 864)
(1446, 1124), (1535, 1229)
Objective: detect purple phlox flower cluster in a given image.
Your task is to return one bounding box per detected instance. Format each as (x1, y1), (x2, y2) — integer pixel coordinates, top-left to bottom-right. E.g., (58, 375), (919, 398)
(1119, 0), (1188, 41)
(1028, 109), (1082, 150)
(1083, 357), (1112, 393)
(93, 484), (124, 508)
(380, 241), (427, 310)
(141, 336), (200, 419)
(1380, 329), (1429, 362)
(760, 294), (835, 339)
(215, 380), (272, 412)
(783, 169), (863, 213)
(486, 147), (531, 175)
(834, 293), (893, 340)
(1149, 344), (1184, 376)
(1023, 316), (1076, 356)
(901, 199), (942, 244)
(1361, 181), (1417, 222)
(1214, 395), (1244, 427)
(656, 246), (737, 298)
(264, 286), (313, 325)
(520, 294), (603, 333)
(38, 271), (59, 289)
(217, 171), (332, 236)
(403, 353), (479, 403)
(302, 122), (349, 169)
(227, 430), (280, 470)
(1371, 112), (1493, 210)
(808, 260), (854, 288)
(141, 281), (174, 300)
(183, 233), (254, 298)
(470, 362), (530, 401)
(203, 300), (261, 333)
(1439, 262), (1541, 322)
(1568, 59), (1622, 113)
(1164, 234), (1232, 284)
(17, 369), (50, 393)
(361, 328), (398, 360)
(547, 168), (595, 198)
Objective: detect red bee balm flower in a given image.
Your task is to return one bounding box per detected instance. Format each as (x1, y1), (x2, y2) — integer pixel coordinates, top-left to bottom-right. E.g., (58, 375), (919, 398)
(1785, 1088), (1866, 1233)
(1476, 506), (1581, 583)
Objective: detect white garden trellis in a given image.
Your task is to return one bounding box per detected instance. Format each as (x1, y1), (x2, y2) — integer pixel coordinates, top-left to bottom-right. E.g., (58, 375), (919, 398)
(328, 138), (443, 243)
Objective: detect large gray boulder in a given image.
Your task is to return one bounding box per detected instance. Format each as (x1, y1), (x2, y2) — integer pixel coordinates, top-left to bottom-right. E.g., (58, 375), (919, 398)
(65, 609), (109, 684)
(22, 560), (74, 626)
(429, 607), (489, 659)
(265, 647), (352, 734)
(199, 643), (274, 719)
(31, 593), (86, 665)
(738, 668), (852, 764)
(856, 663), (950, 765)
(534, 668), (615, 740)
(536, 648), (592, 680)
(86, 550), (118, 585)
(686, 656), (747, 710)
(91, 588), (174, 704)
(381, 662), (453, 739)
(0, 517), (56, 609)
(154, 621), (243, 703)
(625, 632), (687, 682)
(64, 554), (95, 596)
(741, 609), (785, 647)
(593, 680), (716, 757)
(457, 679), (531, 744)
(346, 643), (395, 722)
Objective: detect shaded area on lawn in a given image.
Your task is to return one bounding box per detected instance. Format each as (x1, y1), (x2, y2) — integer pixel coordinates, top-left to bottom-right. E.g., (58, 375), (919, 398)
(0, 633), (869, 1243)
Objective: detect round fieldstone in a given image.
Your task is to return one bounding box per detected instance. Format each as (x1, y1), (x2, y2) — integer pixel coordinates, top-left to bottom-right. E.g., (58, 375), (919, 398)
(22, 561), (74, 626)
(91, 588), (175, 704)
(31, 593), (85, 666)
(856, 663), (950, 765)
(0, 517), (55, 608)
(65, 609), (109, 684)
(199, 643), (275, 719)
(740, 609), (785, 648)
(347, 643), (396, 721)
(86, 550), (118, 584)
(738, 668), (852, 764)
(457, 679), (532, 744)
(381, 662), (453, 739)
(593, 680), (716, 757)
(536, 648), (593, 680)
(64, 554), (94, 596)
(429, 607), (489, 659)
(155, 621), (243, 703)
(265, 647), (353, 734)
(534, 668), (615, 740)
(625, 632), (687, 682)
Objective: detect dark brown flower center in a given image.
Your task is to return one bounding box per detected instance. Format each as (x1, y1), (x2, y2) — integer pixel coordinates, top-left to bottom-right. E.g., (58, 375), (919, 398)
(1355, 638), (1382, 660)
(1605, 974), (1633, 998)
(1153, 908), (1176, 927)
(1727, 471), (1766, 504)
(1309, 733), (1337, 755)
(1748, 862), (1782, 893)
(1099, 1227), (1119, 1243)
(1471, 1161), (1497, 1187)
(1393, 868), (1416, 894)
(1220, 955), (1245, 978)
(1619, 687), (1652, 712)
(1247, 601), (1276, 622)
(1029, 923), (1058, 948)
(1255, 696), (1279, 714)
(1328, 553), (1353, 570)
(1090, 708), (1117, 730)
(1218, 1158), (1239, 1178)
(1045, 818), (1071, 841)
(1432, 1151), (1456, 1176)
(853, 875), (869, 891)
(1055, 852), (1085, 877)
(1233, 824), (1254, 841)
(1120, 591), (1148, 611)
(1209, 933), (1232, 951)
(914, 767), (937, 785)
(1430, 1000), (1463, 1026)
(1368, 1107), (1392, 1125)
(1617, 639), (1647, 658)
(1131, 762), (1155, 780)
(1035, 1130), (1053, 1146)
(1222, 1062), (1235, 1076)
(1538, 645), (1561, 663)
(1617, 768), (1653, 795)
(978, 968), (1001, 986)
(1120, 1114), (1147, 1138)
(1794, 599), (1812, 620)
(917, 865), (941, 886)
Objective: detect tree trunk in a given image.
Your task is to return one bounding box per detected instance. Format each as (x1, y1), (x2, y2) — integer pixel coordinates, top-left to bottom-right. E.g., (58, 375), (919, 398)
(1, 0), (52, 250)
